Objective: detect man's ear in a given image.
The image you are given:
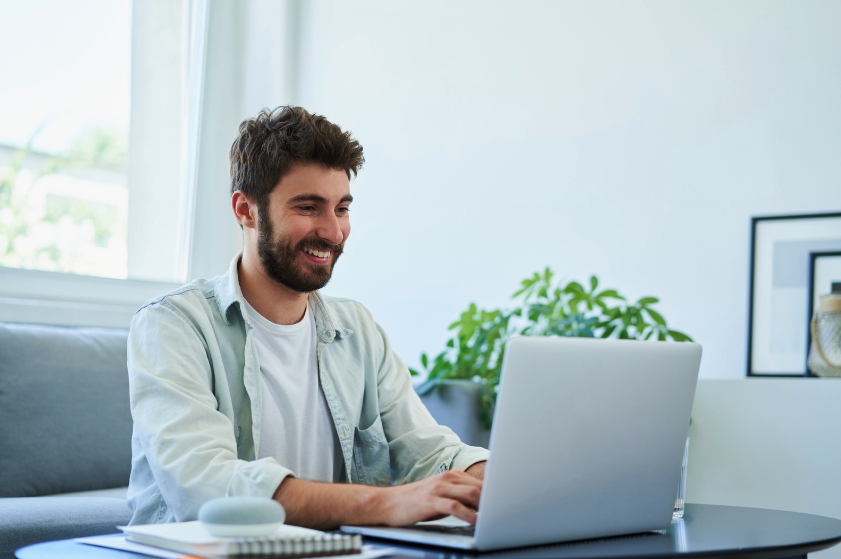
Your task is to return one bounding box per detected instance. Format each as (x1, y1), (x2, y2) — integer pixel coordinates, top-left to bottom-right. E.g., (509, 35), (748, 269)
(232, 191), (258, 229)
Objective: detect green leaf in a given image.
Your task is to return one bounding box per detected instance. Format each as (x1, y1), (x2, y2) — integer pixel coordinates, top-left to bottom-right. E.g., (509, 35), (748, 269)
(529, 303), (552, 315)
(658, 331), (666, 341)
(421, 353), (429, 368)
(645, 307), (667, 326)
(595, 289), (621, 299)
(568, 294), (586, 307)
(408, 367), (420, 376)
(590, 275), (598, 292)
(512, 282), (531, 297)
(668, 329), (693, 342)
(638, 296), (659, 306)
(459, 325), (476, 342)
(446, 339), (454, 348)
(428, 362), (445, 379)
(565, 281), (585, 293)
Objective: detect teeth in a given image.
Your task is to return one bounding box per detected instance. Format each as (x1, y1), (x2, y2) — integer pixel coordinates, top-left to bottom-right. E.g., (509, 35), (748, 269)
(304, 247), (330, 259)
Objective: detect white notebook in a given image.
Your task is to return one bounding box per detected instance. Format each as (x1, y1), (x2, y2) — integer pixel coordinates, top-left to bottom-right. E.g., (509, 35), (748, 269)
(120, 521), (361, 558)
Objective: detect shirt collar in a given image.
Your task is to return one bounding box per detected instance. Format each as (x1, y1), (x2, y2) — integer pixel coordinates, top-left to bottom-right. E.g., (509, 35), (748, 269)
(214, 253), (352, 341)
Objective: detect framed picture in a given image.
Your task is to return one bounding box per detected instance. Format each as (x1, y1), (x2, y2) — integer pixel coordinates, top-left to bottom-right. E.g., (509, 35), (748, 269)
(747, 212), (841, 376)
(806, 251), (841, 373)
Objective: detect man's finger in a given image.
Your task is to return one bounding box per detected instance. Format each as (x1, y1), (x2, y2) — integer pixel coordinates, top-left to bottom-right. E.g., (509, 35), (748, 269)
(434, 482), (481, 509)
(440, 470), (483, 487)
(434, 498), (478, 525)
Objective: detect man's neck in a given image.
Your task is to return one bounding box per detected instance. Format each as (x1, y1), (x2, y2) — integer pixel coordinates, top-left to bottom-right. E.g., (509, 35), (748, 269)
(238, 250), (309, 325)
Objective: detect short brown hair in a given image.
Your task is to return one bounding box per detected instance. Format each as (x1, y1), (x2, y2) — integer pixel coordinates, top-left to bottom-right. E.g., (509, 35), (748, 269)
(229, 106), (364, 210)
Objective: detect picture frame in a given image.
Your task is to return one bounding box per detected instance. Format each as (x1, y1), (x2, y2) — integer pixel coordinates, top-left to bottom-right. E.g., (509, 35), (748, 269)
(806, 251), (841, 374)
(747, 212), (841, 376)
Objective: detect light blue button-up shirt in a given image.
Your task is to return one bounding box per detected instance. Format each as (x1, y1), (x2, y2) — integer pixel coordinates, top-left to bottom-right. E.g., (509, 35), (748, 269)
(126, 255), (489, 525)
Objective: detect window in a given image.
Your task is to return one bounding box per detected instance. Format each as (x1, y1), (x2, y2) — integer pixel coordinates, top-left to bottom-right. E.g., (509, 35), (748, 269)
(0, 1), (131, 279)
(0, 0), (213, 327)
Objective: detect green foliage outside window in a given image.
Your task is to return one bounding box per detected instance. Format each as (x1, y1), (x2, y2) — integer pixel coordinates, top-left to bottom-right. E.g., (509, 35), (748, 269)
(44, 195), (119, 248)
(0, 127), (126, 272)
(411, 267), (694, 428)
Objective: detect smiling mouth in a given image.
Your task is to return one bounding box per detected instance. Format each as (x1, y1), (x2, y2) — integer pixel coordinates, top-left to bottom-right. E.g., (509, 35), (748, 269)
(302, 246), (331, 260)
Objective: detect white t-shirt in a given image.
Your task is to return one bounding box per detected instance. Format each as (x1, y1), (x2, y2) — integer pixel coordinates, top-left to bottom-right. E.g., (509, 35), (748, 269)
(242, 298), (341, 482)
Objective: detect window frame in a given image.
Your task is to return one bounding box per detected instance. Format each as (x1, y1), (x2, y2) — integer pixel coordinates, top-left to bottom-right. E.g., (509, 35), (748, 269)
(0, 0), (210, 329)
(0, 265), (180, 328)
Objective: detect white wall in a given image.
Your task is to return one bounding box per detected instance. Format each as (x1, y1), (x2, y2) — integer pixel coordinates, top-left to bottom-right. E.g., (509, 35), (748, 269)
(688, 379), (841, 558)
(293, 0), (841, 378)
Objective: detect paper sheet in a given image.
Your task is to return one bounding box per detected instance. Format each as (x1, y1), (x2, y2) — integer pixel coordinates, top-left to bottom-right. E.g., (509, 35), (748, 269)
(76, 534), (396, 559)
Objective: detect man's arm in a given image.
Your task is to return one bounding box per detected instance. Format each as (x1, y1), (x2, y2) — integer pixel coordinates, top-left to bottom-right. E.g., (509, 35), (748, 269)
(465, 461), (486, 480)
(368, 322), (490, 483)
(273, 469), (482, 530)
(129, 301), (289, 521)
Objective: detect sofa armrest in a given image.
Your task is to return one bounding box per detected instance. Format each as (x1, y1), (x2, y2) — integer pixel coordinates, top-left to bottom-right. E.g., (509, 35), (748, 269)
(0, 497), (132, 559)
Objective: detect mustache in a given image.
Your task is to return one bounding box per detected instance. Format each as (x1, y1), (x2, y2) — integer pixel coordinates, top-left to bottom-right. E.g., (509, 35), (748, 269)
(296, 237), (343, 253)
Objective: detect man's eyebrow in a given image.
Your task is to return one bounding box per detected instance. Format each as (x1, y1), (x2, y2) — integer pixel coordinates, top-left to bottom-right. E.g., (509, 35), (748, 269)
(287, 193), (353, 205)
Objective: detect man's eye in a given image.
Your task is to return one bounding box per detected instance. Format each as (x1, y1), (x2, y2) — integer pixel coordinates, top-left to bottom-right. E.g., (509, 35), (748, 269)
(299, 206), (316, 212)
(337, 207), (350, 214)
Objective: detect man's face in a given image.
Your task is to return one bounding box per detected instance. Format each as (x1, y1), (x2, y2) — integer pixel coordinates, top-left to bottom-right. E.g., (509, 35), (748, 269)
(256, 163), (352, 293)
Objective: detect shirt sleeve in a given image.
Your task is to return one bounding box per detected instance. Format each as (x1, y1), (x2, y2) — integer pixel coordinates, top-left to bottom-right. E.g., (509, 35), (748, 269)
(128, 300), (291, 521)
(372, 322), (490, 484)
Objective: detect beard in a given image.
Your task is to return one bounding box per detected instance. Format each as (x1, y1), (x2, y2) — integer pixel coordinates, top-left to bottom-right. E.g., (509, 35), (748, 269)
(257, 213), (344, 293)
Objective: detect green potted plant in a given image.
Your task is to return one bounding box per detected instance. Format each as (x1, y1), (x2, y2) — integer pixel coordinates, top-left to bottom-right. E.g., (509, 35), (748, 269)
(412, 268), (693, 447)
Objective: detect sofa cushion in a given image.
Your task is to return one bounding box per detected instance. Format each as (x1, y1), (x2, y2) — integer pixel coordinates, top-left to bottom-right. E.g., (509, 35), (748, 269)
(0, 496), (132, 559)
(0, 323), (132, 497)
(48, 487), (128, 500)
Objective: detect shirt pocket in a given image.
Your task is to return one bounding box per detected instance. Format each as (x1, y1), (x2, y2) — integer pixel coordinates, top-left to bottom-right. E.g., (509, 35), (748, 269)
(352, 414), (392, 486)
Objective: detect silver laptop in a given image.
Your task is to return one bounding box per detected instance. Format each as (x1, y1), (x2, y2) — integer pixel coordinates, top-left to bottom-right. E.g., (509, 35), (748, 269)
(341, 336), (702, 551)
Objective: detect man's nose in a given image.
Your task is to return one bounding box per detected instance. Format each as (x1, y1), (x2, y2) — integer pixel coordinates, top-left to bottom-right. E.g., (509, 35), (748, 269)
(317, 213), (344, 245)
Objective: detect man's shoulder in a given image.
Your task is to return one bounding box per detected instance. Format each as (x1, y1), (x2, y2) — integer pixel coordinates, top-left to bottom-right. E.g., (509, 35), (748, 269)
(134, 276), (222, 322)
(319, 294), (378, 329)
(321, 294), (365, 306)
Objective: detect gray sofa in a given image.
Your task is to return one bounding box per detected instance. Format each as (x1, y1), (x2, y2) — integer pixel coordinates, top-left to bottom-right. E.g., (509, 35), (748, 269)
(0, 322), (133, 559)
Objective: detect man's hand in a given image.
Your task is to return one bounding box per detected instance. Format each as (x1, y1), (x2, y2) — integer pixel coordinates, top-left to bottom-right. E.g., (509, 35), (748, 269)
(273, 470), (483, 530)
(378, 470), (482, 526)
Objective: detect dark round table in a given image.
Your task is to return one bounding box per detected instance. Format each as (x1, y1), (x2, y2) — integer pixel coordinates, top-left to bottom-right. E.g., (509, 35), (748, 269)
(16, 504), (841, 559)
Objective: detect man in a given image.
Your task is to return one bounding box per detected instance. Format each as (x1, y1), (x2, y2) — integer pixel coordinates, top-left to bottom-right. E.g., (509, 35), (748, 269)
(127, 106), (489, 529)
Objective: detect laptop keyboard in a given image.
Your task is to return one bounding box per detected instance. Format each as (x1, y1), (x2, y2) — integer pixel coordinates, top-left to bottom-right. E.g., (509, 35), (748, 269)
(411, 524), (476, 537)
